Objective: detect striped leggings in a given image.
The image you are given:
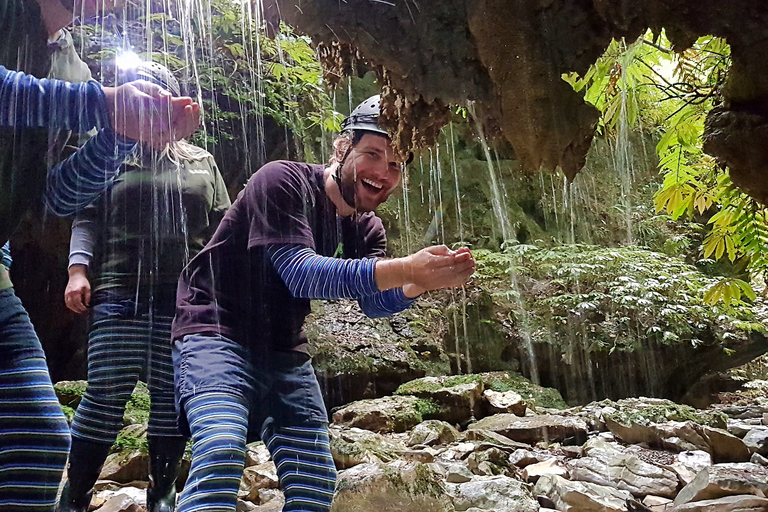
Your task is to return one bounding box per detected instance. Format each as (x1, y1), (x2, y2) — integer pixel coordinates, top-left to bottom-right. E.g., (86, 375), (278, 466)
(71, 301), (180, 444)
(0, 289), (71, 511)
(178, 392), (337, 512)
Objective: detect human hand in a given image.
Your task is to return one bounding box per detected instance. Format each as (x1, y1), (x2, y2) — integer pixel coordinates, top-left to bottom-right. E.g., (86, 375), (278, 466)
(103, 80), (201, 148)
(64, 265), (91, 314)
(405, 245), (475, 291)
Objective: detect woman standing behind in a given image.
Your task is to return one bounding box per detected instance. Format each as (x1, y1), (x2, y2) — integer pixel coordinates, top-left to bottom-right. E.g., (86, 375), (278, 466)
(59, 62), (231, 512)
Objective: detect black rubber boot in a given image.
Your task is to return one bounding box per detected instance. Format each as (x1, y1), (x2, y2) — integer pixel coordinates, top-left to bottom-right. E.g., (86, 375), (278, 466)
(146, 436), (187, 512)
(55, 437), (112, 512)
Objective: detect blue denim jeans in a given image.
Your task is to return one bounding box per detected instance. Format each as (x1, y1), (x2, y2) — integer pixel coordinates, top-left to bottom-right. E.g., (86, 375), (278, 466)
(173, 333), (328, 440)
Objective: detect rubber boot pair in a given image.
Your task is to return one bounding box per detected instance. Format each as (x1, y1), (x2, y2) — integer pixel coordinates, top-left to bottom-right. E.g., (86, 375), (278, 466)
(55, 437), (112, 512)
(55, 436), (186, 512)
(146, 436), (187, 512)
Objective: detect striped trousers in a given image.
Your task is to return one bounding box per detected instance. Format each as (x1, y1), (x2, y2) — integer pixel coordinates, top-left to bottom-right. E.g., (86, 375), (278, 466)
(71, 298), (180, 444)
(0, 289), (71, 511)
(177, 391), (337, 512)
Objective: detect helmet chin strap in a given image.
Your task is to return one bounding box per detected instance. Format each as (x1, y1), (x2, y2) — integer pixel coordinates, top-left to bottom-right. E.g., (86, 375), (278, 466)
(333, 144), (358, 213)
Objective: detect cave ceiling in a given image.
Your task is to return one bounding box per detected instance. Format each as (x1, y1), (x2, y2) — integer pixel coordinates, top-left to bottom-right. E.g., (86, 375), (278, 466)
(262, 0), (768, 205)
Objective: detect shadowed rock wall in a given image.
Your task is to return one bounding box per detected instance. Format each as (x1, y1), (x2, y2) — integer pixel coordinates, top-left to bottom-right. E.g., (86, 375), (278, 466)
(265, 0), (768, 203)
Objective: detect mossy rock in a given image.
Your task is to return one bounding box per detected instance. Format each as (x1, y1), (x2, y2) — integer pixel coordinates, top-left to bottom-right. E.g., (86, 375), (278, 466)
(605, 398), (728, 429)
(331, 395), (423, 433)
(54, 380), (87, 408)
(395, 372), (567, 411)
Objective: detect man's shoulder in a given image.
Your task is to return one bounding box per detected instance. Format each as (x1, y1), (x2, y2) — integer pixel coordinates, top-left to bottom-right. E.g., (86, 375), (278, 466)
(247, 160), (324, 189)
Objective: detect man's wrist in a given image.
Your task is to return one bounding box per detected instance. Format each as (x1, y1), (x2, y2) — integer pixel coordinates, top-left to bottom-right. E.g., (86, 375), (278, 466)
(374, 256), (412, 291)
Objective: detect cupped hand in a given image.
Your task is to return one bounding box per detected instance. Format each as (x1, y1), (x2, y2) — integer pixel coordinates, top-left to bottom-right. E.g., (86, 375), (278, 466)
(104, 80), (201, 148)
(407, 245), (475, 291)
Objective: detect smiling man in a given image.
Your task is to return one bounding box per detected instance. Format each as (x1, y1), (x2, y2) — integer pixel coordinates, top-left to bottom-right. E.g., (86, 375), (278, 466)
(171, 95), (475, 512)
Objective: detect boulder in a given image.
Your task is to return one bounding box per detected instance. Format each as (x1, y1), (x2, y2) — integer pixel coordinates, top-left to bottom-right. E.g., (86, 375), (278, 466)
(331, 461), (453, 512)
(329, 426), (405, 469)
(533, 474), (634, 512)
(522, 458), (569, 483)
(605, 418), (751, 463)
(99, 450), (149, 484)
(469, 414), (588, 445)
(395, 376), (484, 424)
(445, 475), (539, 511)
(569, 438), (679, 498)
(743, 428), (768, 456)
(482, 389), (526, 416)
(238, 462), (278, 503)
(407, 420), (460, 447)
(666, 450), (712, 487)
(331, 395), (422, 433)
(673, 463), (768, 506)
(672, 494), (768, 512)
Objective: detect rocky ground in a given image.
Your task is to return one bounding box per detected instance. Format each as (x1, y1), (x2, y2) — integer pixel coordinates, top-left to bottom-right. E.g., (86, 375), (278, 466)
(55, 373), (768, 512)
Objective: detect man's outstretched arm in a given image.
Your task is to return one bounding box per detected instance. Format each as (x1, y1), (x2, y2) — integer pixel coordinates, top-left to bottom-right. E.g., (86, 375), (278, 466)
(268, 244), (474, 317)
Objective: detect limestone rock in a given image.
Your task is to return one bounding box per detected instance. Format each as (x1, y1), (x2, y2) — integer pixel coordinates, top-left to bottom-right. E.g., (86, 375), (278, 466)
(642, 495), (673, 511)
(395, 376), (484, 425)
(672, 494), (768, 511)
(482, 389), (526, 416)
(463, 427), (531, 449)
(331, 461), (453, 512)
(329, 426), (405, 469)
(466, 447), (510, 476)
(100, 450), (149, 484)
(522, 458), (569, 483)
(238, 462), (279, 503)
(445, 475), (539, 512)
(331, 395), (423, 433)
(510, 448), (552, 468)
(245, 442), (271, 467)
(569, 438), (679, 498)
(469, 414), (588, 445)
(605, 418), (751, 463)
(666, 450), (712, 487)
(96, 493), (142, 512)
(445, 464), (474, 483)
(743, 427), (768, 456)
(673, 463), (768, 506)
(407, 420), (460, 447)
(533, 474), (634, 512)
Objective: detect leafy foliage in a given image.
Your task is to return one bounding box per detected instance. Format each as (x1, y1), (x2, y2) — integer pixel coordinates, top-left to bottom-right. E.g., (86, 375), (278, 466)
(473, 245), (764, 353)
(566, 32), (767, 305)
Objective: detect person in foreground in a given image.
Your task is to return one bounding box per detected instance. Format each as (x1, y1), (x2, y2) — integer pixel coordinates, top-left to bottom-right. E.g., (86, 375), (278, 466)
(0, 0), (200, 509)
(58, 62), (231, 512)
(171, 95), (475, 512)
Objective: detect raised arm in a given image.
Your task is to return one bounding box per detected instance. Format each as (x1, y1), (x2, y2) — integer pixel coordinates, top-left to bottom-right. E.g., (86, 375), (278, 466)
(0, 66), (200, 146)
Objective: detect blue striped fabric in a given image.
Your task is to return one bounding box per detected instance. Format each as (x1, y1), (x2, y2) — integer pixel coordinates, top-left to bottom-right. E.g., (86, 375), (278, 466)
(1, 242), (10, 269)
(0, 357), (71, 511)
(177, 392), (249, 512)
(71, 313), (179, 443)
(268, 244), (379, 299)
(0, 65), (109, 132)
(44, 128), (135, 216)
(269, 244), (416, 317)
(262, 423), (336, 512)
(358, 286), (417, 318)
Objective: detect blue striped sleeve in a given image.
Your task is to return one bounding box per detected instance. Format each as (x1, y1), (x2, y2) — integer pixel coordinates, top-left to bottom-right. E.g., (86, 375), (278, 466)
(44, 128), (136, 216)
(267, 244), (379, 299)
(358, 287), (417, 318)
(1, 242), (11, 270)
(0, 65), (110, 132)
